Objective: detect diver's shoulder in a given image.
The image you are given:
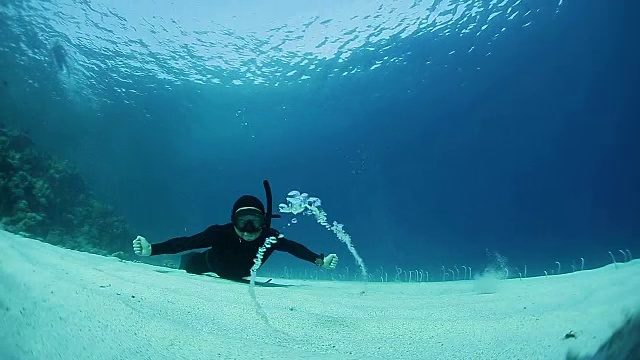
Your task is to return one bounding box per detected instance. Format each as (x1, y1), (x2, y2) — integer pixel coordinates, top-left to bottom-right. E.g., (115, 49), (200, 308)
(265, 228), (283, 238)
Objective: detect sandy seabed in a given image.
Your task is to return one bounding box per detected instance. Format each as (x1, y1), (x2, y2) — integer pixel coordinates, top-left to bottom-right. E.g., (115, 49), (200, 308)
(1, 230), (638, 360)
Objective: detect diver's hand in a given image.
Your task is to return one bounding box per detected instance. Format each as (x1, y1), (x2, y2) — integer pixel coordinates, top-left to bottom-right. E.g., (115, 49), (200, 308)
(322, 254), (338, 270)
(132, 235), (152, 256)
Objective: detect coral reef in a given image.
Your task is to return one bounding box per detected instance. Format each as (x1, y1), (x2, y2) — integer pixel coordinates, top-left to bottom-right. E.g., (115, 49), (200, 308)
(0, 123), (134, 258)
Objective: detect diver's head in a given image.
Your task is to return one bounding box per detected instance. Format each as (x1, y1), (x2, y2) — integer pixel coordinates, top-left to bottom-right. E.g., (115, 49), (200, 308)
(231, 195), (266, 241)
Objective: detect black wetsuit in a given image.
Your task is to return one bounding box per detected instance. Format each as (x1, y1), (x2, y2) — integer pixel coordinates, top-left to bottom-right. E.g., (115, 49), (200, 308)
(150, 223), (322, 279)
(51, 44), (69, 74)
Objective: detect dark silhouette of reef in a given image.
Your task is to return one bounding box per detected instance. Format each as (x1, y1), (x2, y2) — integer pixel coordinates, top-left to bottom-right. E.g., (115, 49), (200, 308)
(566, 312), (640, 360)
(0, 123), (134, 259)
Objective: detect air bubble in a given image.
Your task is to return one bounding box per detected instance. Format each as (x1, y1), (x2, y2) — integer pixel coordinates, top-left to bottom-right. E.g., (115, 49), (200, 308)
(278, 189), (368, 281)
(307, 197), (321, 207)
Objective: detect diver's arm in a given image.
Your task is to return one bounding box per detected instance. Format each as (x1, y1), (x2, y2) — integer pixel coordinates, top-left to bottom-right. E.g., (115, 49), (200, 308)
(273, 237), (324, 264)
(149, 225), (222, 255)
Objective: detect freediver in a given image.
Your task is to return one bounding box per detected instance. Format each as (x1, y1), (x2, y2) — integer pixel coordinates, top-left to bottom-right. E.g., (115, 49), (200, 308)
(51, 43), (70, 75)
(132, 180), (339, 280)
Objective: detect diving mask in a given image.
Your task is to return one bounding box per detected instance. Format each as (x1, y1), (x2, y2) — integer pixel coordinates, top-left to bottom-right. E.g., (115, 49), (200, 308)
(233, 207), (266, 233)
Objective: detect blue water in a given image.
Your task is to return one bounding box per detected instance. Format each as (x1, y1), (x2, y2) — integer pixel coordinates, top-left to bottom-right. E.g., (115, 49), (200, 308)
(0, 0), (637, 280)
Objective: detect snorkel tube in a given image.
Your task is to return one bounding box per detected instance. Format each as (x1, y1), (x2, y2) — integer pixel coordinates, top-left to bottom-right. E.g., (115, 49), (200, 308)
(263, 180), (281, 229)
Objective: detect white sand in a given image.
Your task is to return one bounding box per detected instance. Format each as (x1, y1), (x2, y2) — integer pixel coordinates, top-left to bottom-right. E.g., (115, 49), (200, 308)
(1, 230), (638, 360)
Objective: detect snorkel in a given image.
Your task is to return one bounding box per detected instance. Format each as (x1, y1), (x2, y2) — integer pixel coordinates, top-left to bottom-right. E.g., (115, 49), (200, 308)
(262, 179), (281, 229)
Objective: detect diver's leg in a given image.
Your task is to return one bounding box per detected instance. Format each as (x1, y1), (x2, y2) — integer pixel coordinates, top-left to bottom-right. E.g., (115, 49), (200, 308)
(178, 251), (210, 274)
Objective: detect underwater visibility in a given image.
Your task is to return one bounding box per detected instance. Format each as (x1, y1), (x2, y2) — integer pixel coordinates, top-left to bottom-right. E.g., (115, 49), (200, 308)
(1, 0), (638, 359)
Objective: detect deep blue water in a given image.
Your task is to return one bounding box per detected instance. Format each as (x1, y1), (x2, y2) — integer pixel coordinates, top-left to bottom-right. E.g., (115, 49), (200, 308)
(0, 0), (637, 280)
